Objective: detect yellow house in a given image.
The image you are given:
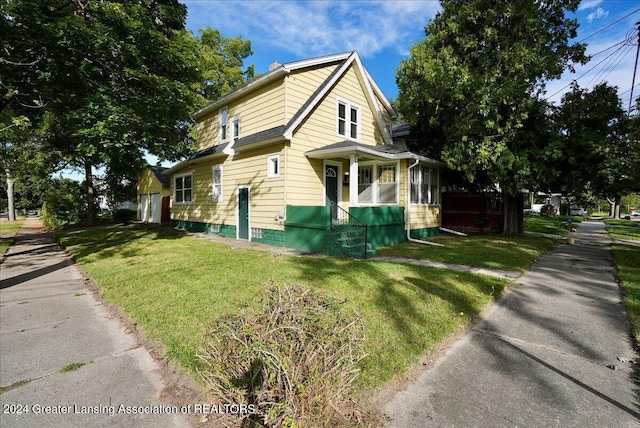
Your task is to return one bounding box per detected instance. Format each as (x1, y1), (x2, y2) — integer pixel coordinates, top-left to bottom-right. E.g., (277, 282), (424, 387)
(136, 166), (171, 224)
(166, 51), (443, 257)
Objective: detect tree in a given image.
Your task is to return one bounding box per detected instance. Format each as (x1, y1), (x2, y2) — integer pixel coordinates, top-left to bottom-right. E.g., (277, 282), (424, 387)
(555, 84), (638, 218)
(2, 0), (202, 224)
(396, 0), (587, 233)
(195, 28), (254, 101)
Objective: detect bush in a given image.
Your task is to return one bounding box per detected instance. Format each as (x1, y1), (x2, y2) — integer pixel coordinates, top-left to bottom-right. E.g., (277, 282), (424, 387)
(540, 204), (555, 217)
(197, 284), (370, 427)
(41, 179), (87, 230)
(113, 209), (136, 224)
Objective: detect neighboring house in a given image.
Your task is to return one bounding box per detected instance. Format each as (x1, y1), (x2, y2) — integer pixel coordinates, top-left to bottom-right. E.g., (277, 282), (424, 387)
(136, 166), (171, 224)
(166, 51), (444, 257)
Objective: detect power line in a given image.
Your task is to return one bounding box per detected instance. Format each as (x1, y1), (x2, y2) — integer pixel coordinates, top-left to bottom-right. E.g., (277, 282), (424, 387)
(576, 8), (640, 44)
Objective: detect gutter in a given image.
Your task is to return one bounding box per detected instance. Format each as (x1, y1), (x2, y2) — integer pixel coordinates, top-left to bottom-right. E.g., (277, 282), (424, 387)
(406, 158), (444, 247)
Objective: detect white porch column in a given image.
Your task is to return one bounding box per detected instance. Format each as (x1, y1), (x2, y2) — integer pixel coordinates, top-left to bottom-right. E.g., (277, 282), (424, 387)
(349, 154), (358, 206)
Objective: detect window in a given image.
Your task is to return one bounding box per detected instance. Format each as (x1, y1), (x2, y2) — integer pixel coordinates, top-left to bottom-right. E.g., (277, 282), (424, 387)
(231, 117), (240, 140)
(212, 165), (223, 203)
(267, 154), (280, 178)
(219, 107), (228, 142)
(410, 164), (439, 205)
(377, 164), (397, 204)
(357, 163), (397, 204)
(174, 173), (192, 204)
(337, 98), (360, 140)
(251, 228), (264, 239)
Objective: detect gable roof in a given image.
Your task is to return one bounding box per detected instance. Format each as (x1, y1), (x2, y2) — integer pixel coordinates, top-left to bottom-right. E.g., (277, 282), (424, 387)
(149, 166), (171, 186)
(305, 140), (445, 166)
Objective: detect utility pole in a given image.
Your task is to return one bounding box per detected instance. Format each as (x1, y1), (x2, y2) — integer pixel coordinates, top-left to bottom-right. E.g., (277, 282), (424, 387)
(629, 21), (640, 116)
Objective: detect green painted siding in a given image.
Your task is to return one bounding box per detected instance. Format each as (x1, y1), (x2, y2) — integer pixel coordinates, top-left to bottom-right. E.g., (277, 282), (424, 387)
(252, 229), (285, 247)
(172, 220), (236, 239)
(410, 227), (440, 240)
(284, 205), (329, 253)
(349, 206), (406, 248)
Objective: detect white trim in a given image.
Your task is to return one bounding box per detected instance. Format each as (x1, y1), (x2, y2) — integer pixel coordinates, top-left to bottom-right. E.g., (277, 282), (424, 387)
(323, 160), (343, 210)
(173, 171), (193, 205)
(336, 96), (361, 142)
(267, 153), (280, 178)
(236, 185), (251, 241)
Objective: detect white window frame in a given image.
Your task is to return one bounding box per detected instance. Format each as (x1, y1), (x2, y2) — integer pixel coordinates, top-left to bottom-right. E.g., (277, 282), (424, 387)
(357, 161), (399, 205)
(174, 172), (193, 205)
(212, 164), (223, 203)
(267, 153), (280, 178)
(230, 116), (240, 140)
(410, 163), (440, 206)
(219, 106), (228, 142)
(336, 96), (360, 141)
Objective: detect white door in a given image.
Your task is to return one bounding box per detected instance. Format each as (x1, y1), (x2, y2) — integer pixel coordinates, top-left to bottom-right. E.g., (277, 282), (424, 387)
(150, 193), (161, 224)
(140, 194), (149, 222)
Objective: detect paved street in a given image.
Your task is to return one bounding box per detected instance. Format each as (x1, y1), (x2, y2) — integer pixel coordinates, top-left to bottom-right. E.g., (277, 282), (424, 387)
(383, 221), (640, 427)
(0, 220), (190, 428)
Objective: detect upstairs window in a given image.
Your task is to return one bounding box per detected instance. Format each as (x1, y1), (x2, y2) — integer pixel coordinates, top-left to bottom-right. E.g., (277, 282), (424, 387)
(337, 97), (360, 140)
(267, 154), (280, 178)
(219, 107), (228, 142)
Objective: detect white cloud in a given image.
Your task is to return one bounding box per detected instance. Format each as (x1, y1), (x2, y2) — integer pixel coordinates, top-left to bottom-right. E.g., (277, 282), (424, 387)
(578, 0), (604, 11)
(586, 7), (609, 23)
(184, 0), (439, 58)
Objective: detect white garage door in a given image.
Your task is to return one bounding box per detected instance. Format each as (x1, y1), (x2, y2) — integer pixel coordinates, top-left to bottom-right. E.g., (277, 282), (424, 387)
(140, 194), (149, 222)
(150, 193), (161, 224)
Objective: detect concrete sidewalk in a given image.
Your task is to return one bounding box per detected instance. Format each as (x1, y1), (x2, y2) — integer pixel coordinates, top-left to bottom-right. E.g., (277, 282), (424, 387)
(382, 220), (640, 427)
(0, 220), (191, 428)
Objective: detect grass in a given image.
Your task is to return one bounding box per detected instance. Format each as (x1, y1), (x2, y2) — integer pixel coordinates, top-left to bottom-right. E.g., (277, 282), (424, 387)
(59, 362), (88, 372)
(58, 225), (509, 390)
(605, 218), (640, 345)
(0, 219), (24, 256)
(604, 219), (640, 241)
(523, 215), (584, 236)
(378, 233), (557, 272)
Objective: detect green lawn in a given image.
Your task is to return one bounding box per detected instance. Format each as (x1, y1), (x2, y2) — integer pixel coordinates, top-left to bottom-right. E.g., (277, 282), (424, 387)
(605, 219), (640, 241)
(523, 215), (584, 236)
(378, 233), (557, 272)
(605, 219), (640, 345)
(58, 225), (509, 390)
(0, 220), (24, 256)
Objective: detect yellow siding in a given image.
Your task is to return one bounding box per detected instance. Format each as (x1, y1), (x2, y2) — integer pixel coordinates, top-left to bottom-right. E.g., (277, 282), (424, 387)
(136, 169), (165, 196)
(195, 80), (286, 153)
(284, 64), (339, 122)
(285, 64), (384, 206)
(170, 145), (287, 232)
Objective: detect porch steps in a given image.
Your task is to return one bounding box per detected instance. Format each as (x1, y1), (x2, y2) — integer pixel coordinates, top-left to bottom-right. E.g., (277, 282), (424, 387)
(327, 225), (376, 259)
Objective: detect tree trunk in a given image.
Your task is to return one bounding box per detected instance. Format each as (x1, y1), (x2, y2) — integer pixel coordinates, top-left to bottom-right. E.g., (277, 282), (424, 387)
(614, 195), (622, 219)
(503, 191), (521, 235)
(6, 171), (16, 221)
(84, 160), (95, 225)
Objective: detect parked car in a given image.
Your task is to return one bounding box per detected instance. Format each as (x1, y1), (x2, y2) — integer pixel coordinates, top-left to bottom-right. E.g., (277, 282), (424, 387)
(631, 210), (640, 217)
(570, 207), (588, 217)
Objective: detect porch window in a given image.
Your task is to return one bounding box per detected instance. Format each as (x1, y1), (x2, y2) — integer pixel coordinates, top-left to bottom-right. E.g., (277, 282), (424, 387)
(377, 164), (397, 204)
(212, 165), (223, 203)
(358, 166), (373, 203)
(337, 97), (359, 140)
(410, 163), (439, 205)
(357, 163), (398, 204)
(174, 173), (192, 204)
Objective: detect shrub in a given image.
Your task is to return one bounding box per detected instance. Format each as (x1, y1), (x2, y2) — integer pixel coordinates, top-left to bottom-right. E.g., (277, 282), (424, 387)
(41, 179), (87, 230)
(113, 209), (136, 224)
(197, 284), (369, 427)
(540, 204), (555, 217)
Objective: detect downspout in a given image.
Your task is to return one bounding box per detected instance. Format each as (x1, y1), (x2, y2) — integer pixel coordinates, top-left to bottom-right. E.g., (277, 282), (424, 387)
(406, 158), (444, 247)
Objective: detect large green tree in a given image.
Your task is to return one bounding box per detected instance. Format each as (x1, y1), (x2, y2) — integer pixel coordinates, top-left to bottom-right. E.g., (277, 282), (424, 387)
(396, 0), (588, 233)
(2, 0), (202, 223)
(555, 84), (638, 218)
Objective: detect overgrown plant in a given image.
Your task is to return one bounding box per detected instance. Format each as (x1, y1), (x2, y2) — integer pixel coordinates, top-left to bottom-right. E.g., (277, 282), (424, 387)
(197, 284), (369, 427)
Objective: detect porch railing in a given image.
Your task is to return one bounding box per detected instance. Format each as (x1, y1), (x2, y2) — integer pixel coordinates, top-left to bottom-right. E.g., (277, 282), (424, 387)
(328, 201), (370, 259)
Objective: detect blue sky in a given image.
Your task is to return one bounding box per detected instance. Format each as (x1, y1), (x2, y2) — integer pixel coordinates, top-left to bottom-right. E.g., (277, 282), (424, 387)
(184, 0), (640, 108)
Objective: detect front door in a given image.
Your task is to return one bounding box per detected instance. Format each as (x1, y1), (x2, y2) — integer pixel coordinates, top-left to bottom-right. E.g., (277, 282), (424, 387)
(238, 187), (249, 240)
(325, 164), (339, 219)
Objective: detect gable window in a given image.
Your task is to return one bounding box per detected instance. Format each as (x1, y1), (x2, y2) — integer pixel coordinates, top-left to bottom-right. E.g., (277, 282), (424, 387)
(267, 154), (280, 178)
(357, 163), (398, 204)
(337, 97), (360, 140)
(410, 163), (439, 205)
(174, 173), (192, 204)
(212, 165), (223, 203)
(219, 107), (228, 141)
